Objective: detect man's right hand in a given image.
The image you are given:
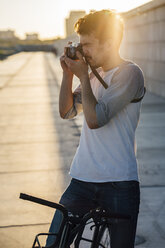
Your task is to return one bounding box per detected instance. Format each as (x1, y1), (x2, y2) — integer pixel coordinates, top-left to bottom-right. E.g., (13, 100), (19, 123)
(60, 52), (73, 78)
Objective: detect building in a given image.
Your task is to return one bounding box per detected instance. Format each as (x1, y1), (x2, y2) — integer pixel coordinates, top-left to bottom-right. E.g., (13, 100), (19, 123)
(25, 33), (39, 40)
(65, 11), (86, 37)
(0, 30), (18, 40)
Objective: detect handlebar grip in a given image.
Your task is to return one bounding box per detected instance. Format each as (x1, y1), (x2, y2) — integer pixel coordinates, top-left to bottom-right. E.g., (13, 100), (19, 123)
(20, 193), (32, 200)
(19, 193), (68, 218)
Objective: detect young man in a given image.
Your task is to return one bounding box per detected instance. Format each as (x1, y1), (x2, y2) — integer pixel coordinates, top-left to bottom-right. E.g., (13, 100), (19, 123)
(47, 10), (145, 248)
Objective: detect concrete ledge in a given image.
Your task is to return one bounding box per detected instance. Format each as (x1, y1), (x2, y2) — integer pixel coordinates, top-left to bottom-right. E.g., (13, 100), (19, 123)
(122, 0), (165, 18)
(120, 0), (165, 97)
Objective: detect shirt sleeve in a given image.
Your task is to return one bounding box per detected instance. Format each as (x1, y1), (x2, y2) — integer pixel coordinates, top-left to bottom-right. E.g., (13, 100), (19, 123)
(63, 84), (83, 119)
(95, 64), (144, 127)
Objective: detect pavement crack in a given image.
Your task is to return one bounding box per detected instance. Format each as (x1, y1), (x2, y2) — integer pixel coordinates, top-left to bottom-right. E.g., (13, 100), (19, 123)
(0, 223), (50, 229)
(0, 54), (33, 89)
(140, 185), (165, 188)
(0, 167), (68, 175)
(153, 221), (165, 240)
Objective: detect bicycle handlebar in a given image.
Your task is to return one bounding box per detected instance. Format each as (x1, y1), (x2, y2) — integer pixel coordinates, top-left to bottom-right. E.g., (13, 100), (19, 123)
(19, 193), (68, 218)
(20, 194), (131, 225)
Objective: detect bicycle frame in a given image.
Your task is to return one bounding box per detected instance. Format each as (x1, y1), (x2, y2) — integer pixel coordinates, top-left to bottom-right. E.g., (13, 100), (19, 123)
(20, 193), (130, 248)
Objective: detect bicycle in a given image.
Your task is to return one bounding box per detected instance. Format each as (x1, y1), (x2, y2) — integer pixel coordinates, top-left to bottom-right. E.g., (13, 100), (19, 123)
(20, 193), (130, 248)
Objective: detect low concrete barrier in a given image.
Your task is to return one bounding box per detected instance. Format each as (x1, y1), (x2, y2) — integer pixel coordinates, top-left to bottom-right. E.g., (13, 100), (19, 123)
(120, 0), (165, 97)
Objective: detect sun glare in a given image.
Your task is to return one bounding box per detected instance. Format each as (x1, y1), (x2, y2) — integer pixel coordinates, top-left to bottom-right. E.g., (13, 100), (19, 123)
(0, 0), (152, 39)
(63, 0), (152, 14)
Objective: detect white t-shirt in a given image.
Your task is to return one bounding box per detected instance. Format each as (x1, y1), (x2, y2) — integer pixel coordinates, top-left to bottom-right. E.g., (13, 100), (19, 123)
(65, 62), (144, 182)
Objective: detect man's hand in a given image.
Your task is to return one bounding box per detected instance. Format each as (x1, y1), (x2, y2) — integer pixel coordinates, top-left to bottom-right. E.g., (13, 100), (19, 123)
(64, 51), (88, 81)
(60, 53), (73, 79)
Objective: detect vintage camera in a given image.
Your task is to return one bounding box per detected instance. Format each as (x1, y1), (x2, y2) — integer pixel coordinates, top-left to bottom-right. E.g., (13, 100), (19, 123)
(66, 42), (83, 60)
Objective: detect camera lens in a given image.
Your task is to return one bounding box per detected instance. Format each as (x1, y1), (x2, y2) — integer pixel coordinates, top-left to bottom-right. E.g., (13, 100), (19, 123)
(66, 46), (77, 60)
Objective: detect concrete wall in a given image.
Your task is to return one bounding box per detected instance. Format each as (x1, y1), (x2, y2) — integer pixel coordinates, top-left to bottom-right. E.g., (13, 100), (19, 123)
(120, 0), (165, 97)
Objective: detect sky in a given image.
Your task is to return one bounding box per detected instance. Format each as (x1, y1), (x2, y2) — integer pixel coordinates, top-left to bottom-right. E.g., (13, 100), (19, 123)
(0, 0), (152, 39)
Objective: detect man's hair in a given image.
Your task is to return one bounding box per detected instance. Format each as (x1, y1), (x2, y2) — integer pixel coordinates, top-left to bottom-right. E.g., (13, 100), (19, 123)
(74, 9), (124, 48)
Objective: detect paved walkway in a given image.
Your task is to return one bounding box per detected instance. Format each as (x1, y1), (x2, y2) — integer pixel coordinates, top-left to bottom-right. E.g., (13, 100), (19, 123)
(0, 52), (164, 247)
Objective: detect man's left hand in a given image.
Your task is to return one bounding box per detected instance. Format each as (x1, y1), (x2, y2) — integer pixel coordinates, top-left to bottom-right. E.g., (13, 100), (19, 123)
(64, 51), (88, 81)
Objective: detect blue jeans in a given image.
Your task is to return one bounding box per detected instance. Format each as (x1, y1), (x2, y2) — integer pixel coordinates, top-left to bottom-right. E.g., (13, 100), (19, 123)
(46, 178), (140, 248)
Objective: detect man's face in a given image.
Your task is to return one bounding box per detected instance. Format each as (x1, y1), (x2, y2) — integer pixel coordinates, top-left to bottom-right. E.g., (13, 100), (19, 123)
(80, 33), (108, 68)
